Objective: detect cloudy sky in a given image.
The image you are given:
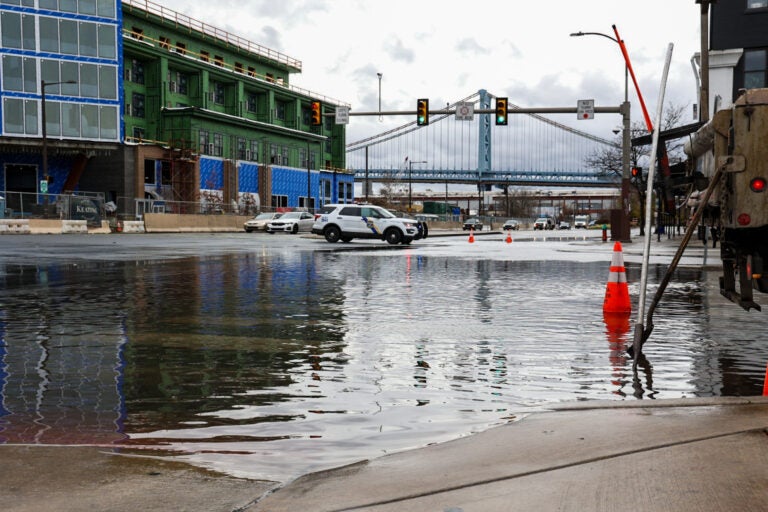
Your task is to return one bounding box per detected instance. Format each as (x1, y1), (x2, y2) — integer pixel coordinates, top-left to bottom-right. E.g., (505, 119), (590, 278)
(157, 0), (704, 148)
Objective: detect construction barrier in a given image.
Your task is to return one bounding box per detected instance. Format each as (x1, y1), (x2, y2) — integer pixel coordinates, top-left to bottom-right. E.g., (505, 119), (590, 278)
(122, 220), (146, 233)
(0, 219), (31, 234)
(61, 220), (88, 234)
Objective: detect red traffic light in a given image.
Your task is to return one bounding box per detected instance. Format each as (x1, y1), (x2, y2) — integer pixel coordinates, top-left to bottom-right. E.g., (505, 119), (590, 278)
(310, 101), (322, 126)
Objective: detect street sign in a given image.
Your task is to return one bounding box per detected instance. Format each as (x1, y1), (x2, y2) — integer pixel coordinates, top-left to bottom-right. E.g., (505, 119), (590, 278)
(577, 99), (594, 120)
(455, 102), (474, 121)
(335, 106), (349, 125)
(40, 180), (48, 193)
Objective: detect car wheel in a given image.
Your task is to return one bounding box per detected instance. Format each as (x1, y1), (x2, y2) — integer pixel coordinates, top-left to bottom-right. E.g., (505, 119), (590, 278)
(324, 225), (341, 243)
(291, 224), (299, 234)
(385, 228), (402, 245)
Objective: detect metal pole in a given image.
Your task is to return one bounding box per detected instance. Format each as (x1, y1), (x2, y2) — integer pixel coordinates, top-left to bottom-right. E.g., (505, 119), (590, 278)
(364, 146), (369, 202)
(377, 72), (382, 122)
(307, 139), (311, 211)
(41, 80), (48, 181)
(408, 160), (412, 211)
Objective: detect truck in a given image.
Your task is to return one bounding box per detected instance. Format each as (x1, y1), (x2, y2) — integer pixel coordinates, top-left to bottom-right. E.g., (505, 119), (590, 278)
(574, 214), (590, 229)
(684, 88), (768, 311)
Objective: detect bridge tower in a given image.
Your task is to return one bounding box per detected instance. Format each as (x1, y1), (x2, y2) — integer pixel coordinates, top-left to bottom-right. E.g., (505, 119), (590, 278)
(477, 89), (491, 181)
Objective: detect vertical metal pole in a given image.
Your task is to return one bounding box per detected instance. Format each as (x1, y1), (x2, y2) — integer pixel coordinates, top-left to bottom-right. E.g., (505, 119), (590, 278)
(377, 73), (382, 122)
(699, 2), (710, 123)
(307, 139), (311, 211)
(621, 100), (631, 241)
(408, 161), (412, 211)
(364, 145), (369, 202)
(41, 80), (48, 180)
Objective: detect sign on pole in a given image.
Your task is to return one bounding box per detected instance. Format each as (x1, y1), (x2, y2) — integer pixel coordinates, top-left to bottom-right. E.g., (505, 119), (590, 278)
(455, 102), (474, 121)
(335, 106), (349, 125)
(40, 180), (48, 194)
(577, 99), (595, 120)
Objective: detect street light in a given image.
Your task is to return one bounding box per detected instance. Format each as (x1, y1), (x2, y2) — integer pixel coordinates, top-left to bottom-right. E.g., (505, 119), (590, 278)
(408, 159), (427, 211)
(377, 72), (382, 122)
(41, 79), (76, 184)
(570, 30), (631, 242)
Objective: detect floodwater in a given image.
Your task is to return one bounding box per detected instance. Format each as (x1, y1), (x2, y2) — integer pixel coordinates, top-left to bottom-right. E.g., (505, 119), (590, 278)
(1, 240), (766, 482)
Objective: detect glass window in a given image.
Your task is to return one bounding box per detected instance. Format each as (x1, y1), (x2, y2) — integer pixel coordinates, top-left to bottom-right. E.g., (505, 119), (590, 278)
(213, 82), (224, 104)
(39, 0), (58, 9)
(1, 12), (21, 49)
(250, 140), (258, 160)
(45, 100), (61, 137)
(80, 63), (98, 97)
(79, 22), (97, 57)
(60, 19), (78, 55)
(2, 55), (23, 91)
(3, 98), (23, 134)
(59, 0), (77, 13)
(60, 61), (79, 94)
(744, 49), (767, 89)
(97, 0), (116, 18)
(131, 60), (144, 84)
(99, 106), (117, 140)
(21, 14), (34, 50)
(41, 60), (60, 90)
(246, 93), (257, 113)
(98, 65), (117, 99)
(40, 16), (59, 52)
(275, 101), (285, 120)
(23, 56), (36, 93)
(748, 0), (768, 8)
(62, 102), (80, 137)
(97, 24), (116, 59)
(24, 99), (38, 135)
(213, 133), (223, 156)
(177, 72), (187, 94)
(131, 92), (145, 118)
(82, 104), (99, 138)
(79, 0), (97, 15)
(237, 137), (247, 159)
(199, 130), (210, 153)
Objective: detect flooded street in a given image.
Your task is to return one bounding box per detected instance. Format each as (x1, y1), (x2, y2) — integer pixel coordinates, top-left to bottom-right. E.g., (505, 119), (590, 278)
(1, 233), (767, 481)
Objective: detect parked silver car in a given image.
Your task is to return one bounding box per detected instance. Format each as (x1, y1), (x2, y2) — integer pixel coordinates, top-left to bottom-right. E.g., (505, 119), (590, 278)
(266, 211), (315, 234)
(502, 219), (520, 230)
(244, 212), (281, 232)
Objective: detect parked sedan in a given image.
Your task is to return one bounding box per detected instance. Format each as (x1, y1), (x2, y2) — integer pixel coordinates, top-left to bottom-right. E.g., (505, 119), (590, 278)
(462, 218), (483, 231)
(266, 211), (315, 234)
(502, 219), (520, 231)
(244, 212), (281, 232)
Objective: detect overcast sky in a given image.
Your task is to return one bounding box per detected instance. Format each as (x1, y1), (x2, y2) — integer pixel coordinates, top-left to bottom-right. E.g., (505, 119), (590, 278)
(158, 0), (704, 148)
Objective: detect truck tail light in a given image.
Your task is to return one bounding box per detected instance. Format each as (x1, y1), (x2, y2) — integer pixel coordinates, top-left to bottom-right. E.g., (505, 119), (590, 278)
(750, 177), (766, 193)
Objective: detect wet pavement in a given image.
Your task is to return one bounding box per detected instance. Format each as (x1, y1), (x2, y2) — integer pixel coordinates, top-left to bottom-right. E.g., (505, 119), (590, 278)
(1, 229), (768, 511)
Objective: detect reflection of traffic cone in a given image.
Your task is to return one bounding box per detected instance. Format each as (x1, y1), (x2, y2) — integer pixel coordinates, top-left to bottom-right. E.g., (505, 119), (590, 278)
(603, 242), (631, 313)
(604, 312), (631, 386)
(505, 230), (512, 244)
(468, 228), (475, 243)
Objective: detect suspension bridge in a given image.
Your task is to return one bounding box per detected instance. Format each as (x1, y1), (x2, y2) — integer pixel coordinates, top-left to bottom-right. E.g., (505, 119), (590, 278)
(345, 90), (624, 188)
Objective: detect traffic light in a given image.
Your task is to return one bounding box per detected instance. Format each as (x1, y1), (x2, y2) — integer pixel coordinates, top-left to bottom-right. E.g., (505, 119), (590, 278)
(495, 97), (508, 125)
(310, 101), (322, 126)
(631, 167), (642, 183)
(416, 98), (429, 126)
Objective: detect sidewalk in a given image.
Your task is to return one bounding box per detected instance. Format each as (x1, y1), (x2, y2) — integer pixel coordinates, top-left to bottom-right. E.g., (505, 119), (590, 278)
(252, 397), (768, 512)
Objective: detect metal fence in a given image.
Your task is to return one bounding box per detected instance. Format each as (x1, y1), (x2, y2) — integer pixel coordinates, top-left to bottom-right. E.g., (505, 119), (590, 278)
(1, 191), (106, 226)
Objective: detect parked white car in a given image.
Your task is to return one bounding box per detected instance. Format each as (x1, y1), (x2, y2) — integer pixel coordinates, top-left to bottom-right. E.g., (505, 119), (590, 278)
(266, 211), (315, 234)
(244, 212), (281, 232)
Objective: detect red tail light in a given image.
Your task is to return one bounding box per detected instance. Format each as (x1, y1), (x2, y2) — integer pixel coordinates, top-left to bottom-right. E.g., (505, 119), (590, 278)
(737, 213), (751, 226)
(750, 177), (766, 193)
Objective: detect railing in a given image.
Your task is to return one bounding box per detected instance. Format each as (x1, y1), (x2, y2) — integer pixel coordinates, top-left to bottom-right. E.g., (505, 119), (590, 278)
(1, 191), (106, 226)
(119, 197), (293, 220)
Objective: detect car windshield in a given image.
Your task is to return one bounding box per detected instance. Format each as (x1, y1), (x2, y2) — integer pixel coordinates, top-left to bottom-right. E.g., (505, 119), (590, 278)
(255, 213), (278, 220)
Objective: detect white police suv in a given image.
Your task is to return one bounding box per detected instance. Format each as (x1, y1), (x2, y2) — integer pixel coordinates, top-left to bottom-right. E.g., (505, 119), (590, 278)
(312, 204), (427, 245)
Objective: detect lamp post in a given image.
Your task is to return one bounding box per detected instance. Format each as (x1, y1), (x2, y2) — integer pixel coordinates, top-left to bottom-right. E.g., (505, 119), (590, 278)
(408, 160), (426, 211)
(570, 30), (631, 242)
(41, 79), (76, 183)
(377, 72), (382, 122)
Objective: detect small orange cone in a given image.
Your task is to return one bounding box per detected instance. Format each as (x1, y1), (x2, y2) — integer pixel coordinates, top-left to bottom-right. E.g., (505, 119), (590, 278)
(603, 241), (631, 314)
(505, 230), (512, 244)
(468, 227), (475, 243)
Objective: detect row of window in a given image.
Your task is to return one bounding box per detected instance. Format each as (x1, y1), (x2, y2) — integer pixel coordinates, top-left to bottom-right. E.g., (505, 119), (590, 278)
(0, 11), (117, 58)
(1, 0), (117, 18)
(3, 96), (117, 139)
(2, 56), (117, 99)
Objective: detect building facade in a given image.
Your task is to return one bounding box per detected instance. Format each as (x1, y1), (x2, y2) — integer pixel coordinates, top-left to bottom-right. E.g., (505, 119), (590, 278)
(0, 0), (352, 219)
(709, 0), (768, 113)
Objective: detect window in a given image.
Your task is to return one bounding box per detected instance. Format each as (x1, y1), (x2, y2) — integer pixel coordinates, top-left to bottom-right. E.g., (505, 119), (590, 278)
(177, 72), (188, 94)
(247, 66), (256, 77)
(59, 18), (78, 54)
(98, 66), (117, 99)
(299, 148), (307, 167)
(1, 11), (21, 49)
(131, 92), (145, 117)
(213, 133), (223, 157)
(159, 36), (170, 49)
(299, 197), (315, 209)
(45, 100), (61, 136)
(79, 21), (97, 57)
(270, 144), (279, 164)
(271, 195), (288, 208)
(250, 140), (258, 161)
(175, 42), (186, 55)
(748, 0), (768, 8)
(97, 24), (116, 59)
(246, 93), (257, 113)
(213, 82), (225, 104)
(129, 60), (144, 84)
(199, 130), (210, 154)
(200, 50), (209, 62)
(80, 63), (99, 99)
(744, 49), (767, 89)
(275, 101), (286, 121)
(2, 98), (37, 135)
(214, 55), (224, 67)
(130, 27), (144, 41)
(302, 106), (311, 125)
(281, 146), (289, 166)
(235, 62), (244, 74)
(97, 0), (116, 18)
(40, 16), (59, 52)
(133, 126), (146, 141)
(236, 137), (247, 160)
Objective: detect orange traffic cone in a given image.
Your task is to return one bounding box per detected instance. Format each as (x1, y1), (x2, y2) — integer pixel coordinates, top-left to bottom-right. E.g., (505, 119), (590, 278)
(763, 362), (768, 396)
(468, 227), (475, 243)
(603, 241), (631, 314)
(505, 230), (512, 244)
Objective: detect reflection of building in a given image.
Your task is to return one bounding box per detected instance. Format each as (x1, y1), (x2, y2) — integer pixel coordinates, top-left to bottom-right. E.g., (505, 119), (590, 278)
(0, 264), (127, 444)
(0, 1), (354, 216)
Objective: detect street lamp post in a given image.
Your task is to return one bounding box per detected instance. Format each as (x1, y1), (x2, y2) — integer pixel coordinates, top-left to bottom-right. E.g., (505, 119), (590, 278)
(408, 160), (427, 211)
(570, 30), (631, 242)
(41, 79), (76, 183)
(377, 72), (383, 122)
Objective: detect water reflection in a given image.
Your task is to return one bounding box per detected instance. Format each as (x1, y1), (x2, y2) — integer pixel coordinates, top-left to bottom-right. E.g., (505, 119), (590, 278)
(1, 252), (766, 481)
